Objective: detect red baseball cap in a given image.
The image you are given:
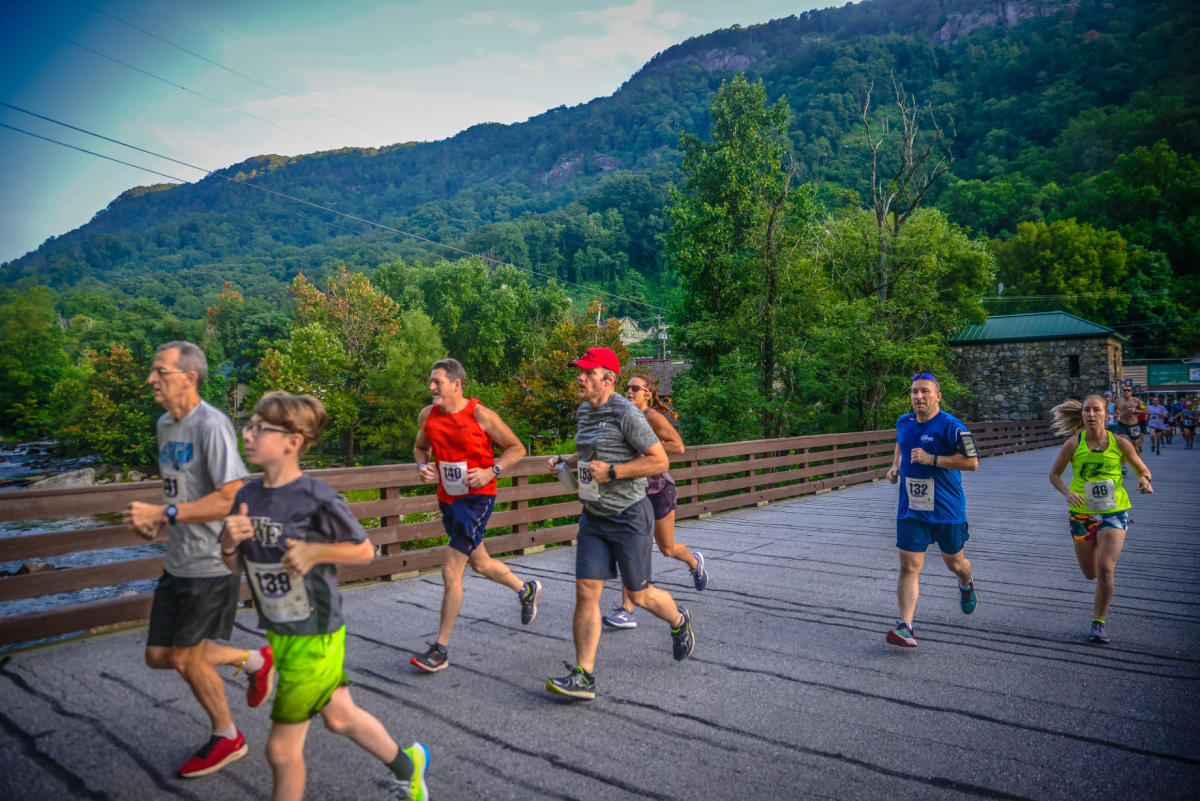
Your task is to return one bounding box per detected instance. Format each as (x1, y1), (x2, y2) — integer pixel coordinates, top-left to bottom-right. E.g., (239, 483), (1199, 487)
(571, 347), (621, 374)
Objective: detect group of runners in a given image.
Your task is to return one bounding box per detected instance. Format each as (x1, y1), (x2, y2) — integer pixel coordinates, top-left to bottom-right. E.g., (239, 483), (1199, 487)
(122, 341), (1161, 799)
(1105, 387), (1198, 454)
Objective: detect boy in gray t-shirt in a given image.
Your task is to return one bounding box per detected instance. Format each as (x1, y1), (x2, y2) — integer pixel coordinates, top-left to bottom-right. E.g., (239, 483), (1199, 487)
(545, 347), (696, 702)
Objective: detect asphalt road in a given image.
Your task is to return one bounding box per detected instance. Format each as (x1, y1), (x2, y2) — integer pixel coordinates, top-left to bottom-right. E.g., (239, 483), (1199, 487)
(1, 444), (1197, 800)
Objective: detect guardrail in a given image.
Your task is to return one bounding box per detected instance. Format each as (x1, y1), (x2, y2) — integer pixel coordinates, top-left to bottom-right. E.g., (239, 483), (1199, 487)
(0, 420), (1056, 647)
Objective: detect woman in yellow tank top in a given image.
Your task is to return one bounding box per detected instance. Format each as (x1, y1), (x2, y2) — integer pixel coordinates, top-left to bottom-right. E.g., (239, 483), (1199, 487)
(1049, 395), (1152, 645)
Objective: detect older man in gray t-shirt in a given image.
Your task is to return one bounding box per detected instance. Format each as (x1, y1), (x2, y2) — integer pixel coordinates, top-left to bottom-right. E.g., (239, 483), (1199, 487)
(122, 341), (262, 779)
(545, 347), (696, 701)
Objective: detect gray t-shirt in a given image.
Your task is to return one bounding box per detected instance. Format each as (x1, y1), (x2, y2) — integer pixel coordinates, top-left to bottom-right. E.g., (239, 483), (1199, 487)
(575, 392), (660, 516)
(157, 400), (249, 577)
(233, 475), (367, 636)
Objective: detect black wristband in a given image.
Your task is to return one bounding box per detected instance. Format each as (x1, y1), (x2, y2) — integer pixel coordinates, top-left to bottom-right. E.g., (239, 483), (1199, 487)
(221, 548), (237, 557)
(608, 464), (617, 481)
(933, 453), (939, 467)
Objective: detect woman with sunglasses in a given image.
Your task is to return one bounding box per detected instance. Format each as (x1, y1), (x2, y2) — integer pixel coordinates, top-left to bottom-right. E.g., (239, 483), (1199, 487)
(602, 376), (708, 629)
(1048, 395), (1152, 644)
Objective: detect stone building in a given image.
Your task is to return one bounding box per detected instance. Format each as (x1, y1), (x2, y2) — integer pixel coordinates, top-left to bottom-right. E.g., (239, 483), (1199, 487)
(950, 312), (1125, 421)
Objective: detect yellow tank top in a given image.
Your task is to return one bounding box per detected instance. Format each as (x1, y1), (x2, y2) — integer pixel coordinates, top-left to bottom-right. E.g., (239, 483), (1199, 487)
(1068, 430), (1130, 514)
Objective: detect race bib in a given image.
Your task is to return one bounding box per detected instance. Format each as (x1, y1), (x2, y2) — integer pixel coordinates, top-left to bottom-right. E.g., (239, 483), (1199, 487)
(578, 463), (601, 502)
(439, 461), (469, 496)
(905, 476), (935, 511)
(161, 470), (187, 502)
(1127, 425), (1141, 438)
(245, 560), (312, 624)
(1084, 479), (1117, 512)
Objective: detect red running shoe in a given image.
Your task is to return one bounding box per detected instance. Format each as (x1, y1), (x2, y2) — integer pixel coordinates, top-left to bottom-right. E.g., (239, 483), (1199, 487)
(177, 731), (247, 778)
(246, 645), (275, 708)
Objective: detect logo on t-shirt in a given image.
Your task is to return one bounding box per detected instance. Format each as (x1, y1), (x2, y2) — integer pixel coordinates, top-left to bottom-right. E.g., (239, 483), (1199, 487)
(160, 441), (194, 471)
(250, 517), (285, 548)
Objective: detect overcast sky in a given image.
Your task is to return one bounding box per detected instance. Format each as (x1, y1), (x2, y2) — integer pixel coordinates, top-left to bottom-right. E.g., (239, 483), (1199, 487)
(0, 0), (847, 264)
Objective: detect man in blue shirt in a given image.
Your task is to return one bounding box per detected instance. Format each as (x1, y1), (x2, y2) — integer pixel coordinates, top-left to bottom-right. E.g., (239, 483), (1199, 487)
(884, 373), (979, 648)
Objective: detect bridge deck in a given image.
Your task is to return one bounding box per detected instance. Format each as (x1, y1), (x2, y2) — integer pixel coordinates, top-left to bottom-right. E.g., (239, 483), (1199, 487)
(1, 445), (1197, 800)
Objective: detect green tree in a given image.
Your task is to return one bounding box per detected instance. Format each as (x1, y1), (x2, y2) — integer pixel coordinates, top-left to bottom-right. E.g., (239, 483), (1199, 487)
(665, 75), (822, 438)
(252, 268), (403, 461)
(0, 286), (72, 437)
(54, 345), (160, 470)
(813, 207), (994, 429)
(991, 219), (1130, 321)
(361, 310), (446, 456)
(502, 301), (629, 452)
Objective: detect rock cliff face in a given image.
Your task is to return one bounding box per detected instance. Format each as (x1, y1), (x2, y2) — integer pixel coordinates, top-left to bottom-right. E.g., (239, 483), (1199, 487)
(932, 0), (1081, 45)
(648, 47), (754, 75)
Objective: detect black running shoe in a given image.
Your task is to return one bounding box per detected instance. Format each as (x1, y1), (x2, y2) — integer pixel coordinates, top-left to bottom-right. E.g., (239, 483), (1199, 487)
(546, 662), (596, 700)
(670, 607), (695, 661)
(411, 642), (448, 673)
(519, 580), (543, 625)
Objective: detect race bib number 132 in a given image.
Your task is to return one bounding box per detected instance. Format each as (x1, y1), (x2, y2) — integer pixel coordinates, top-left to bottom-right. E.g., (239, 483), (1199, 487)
(905, 476), (936, 511)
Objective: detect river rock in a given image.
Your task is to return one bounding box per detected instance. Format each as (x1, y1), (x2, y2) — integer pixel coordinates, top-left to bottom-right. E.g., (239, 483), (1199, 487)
(30, 467), (96, 488)
(16, 561), (55, 574)
(127, 470), (144, 482)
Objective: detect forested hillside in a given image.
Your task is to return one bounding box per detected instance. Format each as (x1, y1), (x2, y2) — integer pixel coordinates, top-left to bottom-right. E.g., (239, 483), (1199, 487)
(2, 0), (1197, 464)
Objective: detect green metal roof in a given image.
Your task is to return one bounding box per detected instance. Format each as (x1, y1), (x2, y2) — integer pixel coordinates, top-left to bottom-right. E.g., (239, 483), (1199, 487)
(950, 312), (1124, 344)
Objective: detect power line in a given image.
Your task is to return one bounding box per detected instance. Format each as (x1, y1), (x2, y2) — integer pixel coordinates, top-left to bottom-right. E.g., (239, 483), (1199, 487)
(0, 108), (671, 314)
(2, 9), (320, 144)
(71, 0), (369, 136)
(982, 289), (1172, 302)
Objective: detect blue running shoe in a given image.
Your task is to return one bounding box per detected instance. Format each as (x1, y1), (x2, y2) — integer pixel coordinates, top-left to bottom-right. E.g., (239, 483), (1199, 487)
(690, 551), (708, 591)
(602, 607), (637, 629)
(1089, 619), (1110, 644)
(959, 582), (977, 615)
(546, 663), (596, 700)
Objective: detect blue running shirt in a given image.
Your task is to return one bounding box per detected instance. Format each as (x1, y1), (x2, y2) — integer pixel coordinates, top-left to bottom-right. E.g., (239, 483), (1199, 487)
(895, 411), (974, 524)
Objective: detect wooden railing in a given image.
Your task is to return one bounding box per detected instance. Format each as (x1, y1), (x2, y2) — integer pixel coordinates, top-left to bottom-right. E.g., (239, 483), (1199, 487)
(0, 420), (1055, 647)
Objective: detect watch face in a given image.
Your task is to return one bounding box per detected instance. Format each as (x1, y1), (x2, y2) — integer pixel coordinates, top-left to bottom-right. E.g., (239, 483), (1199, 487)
(492, 464), (502, 474)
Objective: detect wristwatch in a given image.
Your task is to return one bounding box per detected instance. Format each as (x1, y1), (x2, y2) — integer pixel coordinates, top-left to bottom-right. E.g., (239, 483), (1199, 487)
(608, 465), (617, 481)
(492, 464), (502, 476)
(164, 504), (178, 525)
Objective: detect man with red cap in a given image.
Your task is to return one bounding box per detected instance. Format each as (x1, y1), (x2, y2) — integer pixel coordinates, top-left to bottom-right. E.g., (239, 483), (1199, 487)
(544, 347), (695, 700)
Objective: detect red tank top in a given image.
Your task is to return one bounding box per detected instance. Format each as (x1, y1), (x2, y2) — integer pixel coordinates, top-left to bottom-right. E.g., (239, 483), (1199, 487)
(423, 397), (496, 504)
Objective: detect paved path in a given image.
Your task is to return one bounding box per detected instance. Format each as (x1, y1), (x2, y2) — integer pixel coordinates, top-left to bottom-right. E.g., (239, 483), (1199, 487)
(1, 445), (1197, 800)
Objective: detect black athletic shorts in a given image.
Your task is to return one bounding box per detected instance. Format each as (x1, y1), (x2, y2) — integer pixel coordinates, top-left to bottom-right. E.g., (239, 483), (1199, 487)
(576, 496), (654, 592)
(147, 570), (239, 648)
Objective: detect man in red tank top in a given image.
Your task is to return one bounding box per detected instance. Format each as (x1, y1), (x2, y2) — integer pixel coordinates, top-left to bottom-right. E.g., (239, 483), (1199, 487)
(409, 358), (543, 673)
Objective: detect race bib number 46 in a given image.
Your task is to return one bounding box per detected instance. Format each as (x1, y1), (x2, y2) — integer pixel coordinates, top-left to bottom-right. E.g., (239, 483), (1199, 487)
(245, 560), (312, 624)
(1084, 479), (1117, 512)
(905, 476), (935, 511)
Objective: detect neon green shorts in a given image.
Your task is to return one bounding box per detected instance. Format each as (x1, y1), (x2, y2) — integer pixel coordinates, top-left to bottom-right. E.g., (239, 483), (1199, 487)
(265, 626), (350, 724)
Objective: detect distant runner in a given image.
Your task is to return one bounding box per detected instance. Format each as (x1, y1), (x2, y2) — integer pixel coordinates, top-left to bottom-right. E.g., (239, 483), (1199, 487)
(1114, 387), (1143, 453)
(410, 358), (542, 673)
(1048, 395), (1153, 644)
(546, 347), (695, 700)
(602, 374), (707, 630)
(1147, 396), (1170, 455)
(122, 341), (268, 779)
(1179, 401), (1196, 450)
(221, 392), (428, 801)
(884, 373), (979, 648)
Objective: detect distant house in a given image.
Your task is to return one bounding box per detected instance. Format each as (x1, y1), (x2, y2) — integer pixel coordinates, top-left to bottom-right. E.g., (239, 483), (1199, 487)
(949, 312), (1125, 421)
